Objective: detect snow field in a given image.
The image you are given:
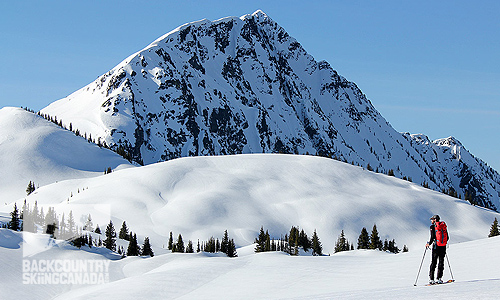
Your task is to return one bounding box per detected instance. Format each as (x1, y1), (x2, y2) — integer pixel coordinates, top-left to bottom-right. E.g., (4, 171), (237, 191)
(2, 228), (499, 299)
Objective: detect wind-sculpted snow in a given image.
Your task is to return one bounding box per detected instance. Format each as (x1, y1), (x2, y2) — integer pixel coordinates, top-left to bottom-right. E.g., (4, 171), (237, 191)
(41, 10), (500, 210)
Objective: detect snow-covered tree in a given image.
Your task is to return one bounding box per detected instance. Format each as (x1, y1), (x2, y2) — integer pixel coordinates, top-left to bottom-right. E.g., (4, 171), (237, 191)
(83, 214), (94, 232)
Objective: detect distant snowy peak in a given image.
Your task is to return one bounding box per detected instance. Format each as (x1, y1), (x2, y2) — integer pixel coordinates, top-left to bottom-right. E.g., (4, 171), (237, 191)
(403, 133), (500, 209)
(41, 11), (500, 211)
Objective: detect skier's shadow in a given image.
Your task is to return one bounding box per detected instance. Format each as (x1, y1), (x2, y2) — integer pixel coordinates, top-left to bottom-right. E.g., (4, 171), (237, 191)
(459, 278), (500, 284)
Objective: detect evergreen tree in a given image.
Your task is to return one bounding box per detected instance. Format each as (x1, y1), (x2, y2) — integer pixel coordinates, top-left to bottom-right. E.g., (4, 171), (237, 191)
(83, 214), (94, 232)
(58, 213), (67, 239)
(94, 225), (102, 234)
(403, 245), (409, 252)
(67, 210), (76, 238)
(264, 230), (271, 252)
(26, 181), (36, 196)
(22, 202), (35, 233)
(292, 231), (299, 255)
(20, 200), (28, 221)
(357, 227), (370, 249)
(204, 237), (216, 253)
(221, 230), (229, 255)
(119, 221), (129, 240)
(142, 237), (154, 257)
(168, 231), (174, 250)
(298, 229), (311, 252)
(175, 234), (185, 253)
(38, 207), (45, 227)
(383, 239), (389, 252)
(254, 226), (267, 253)
(104, 220), (116, 252)
(489, 218), (500, 237)
(127, 232), (139, 256)
(388, 239), (399, 253)
(70, 234), (87, 248)
(370, 224), (383, 250)
(334, 230), (350, 253)
(185, 240), (194, 253)
(197, 239), (201, 253)
(44, 207), (58, 238)
(32, 201), (39, 230)
(8, 203), (20, 231)
(227, 239), (238, 258)
(311, 229), (323, 256)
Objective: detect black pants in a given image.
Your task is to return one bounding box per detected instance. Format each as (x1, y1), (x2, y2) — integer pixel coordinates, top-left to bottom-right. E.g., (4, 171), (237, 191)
(429, 245), (446, 280)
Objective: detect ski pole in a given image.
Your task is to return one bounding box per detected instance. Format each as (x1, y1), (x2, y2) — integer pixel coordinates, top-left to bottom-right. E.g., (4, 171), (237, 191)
(445, 252), (454, 281)
(414, 246), (428, 286)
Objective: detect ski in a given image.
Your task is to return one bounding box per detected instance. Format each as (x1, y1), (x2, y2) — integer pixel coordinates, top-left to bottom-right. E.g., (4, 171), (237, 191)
(424, 279), (455, 286)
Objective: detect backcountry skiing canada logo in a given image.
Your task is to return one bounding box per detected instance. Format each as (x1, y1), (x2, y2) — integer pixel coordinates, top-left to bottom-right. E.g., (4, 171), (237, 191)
(21, 204), (111, 285)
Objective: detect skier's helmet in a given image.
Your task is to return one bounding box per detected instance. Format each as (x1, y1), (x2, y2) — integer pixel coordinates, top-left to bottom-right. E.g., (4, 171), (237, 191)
(430, 215), (440, 221)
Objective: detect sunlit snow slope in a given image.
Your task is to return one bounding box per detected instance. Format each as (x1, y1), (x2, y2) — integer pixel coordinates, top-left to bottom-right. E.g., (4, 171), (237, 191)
(0, 107), (133, 202)
(6, 154), (497, 253)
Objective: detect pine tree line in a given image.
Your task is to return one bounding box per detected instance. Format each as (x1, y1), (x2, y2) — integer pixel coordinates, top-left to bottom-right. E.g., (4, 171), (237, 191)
(21, 107), (138, 165)
(5, 200), (154, 258)
(335, 224), (408, 254)
(167, 230), (237, 257)
(307, 147), (484, 207)
(254, 226), (323, 256)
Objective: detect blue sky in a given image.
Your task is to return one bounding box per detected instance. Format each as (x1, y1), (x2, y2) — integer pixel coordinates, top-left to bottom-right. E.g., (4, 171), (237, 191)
(1, 0), (499, 171)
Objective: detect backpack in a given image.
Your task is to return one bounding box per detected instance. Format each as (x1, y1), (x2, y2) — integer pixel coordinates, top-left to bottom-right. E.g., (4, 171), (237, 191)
(435, 221), (448, 246)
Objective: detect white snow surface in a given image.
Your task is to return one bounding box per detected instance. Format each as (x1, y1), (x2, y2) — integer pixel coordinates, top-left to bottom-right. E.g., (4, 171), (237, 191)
(1, 153), (499, 299)
(2, 153), (497, 253)
(1, 229), (500, 299)
(0, 107), (133, 202)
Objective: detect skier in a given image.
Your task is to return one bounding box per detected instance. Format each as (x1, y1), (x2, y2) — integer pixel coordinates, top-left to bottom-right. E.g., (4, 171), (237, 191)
(425, 214), (449, 284)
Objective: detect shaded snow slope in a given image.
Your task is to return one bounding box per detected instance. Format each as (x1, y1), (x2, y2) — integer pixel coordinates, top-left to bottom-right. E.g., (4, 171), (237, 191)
(4, 154), (497, 253)
(0, 107), (133, 203)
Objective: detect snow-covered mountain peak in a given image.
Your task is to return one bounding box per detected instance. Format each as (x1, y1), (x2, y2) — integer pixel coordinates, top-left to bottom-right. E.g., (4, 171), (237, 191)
(434, 136), (463, 148)
(41, 11), (500, 211)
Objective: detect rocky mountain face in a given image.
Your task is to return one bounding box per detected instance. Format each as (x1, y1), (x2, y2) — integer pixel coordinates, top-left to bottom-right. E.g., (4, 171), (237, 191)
(41, 11), (500, 211)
